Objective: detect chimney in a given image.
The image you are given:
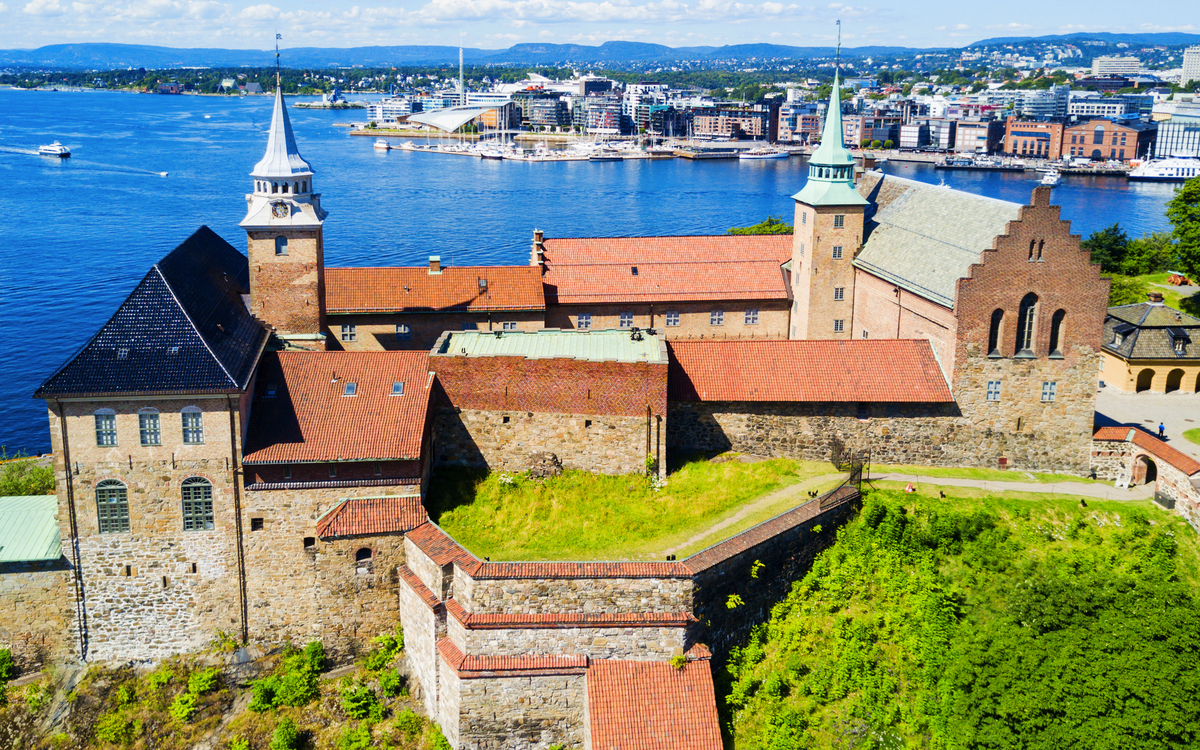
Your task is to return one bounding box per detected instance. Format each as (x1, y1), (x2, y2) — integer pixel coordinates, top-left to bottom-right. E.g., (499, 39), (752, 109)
(1147, 291), (1164, 304)
(862, 154), (876, 171)
(428, 256), (441, 275)
(531, 229), (546, 272)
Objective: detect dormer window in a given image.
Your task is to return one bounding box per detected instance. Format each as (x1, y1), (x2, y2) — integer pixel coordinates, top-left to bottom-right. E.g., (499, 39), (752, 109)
(265, 383), (278, 398)
(117, 348), (129, 360)
(1168, 327), (1191, 355)
(1112, 322), (1135, 347)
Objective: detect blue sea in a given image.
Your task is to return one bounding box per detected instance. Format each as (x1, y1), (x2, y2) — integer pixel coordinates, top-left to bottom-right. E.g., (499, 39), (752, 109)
(0, 87), (1182, 455)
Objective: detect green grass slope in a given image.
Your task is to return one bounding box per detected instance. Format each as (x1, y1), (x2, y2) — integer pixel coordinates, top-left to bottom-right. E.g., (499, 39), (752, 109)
(725, 490), (1200, 750)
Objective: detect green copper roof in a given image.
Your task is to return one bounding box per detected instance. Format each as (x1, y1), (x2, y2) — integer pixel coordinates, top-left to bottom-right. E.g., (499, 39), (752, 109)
(0, 495), (61, 563)
(793, 71), (867, 208)
(434, 329), (666, 363)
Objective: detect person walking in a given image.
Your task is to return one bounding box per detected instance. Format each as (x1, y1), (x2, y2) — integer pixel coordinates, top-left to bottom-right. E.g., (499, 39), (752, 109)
(1158, 422), (1166, 439)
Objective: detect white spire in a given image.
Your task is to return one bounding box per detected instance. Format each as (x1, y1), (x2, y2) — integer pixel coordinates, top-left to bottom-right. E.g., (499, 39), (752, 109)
(251, 86), (314, 181)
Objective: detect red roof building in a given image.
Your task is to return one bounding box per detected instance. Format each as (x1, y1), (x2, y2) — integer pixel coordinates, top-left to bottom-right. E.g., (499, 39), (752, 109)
(587, 658), (723, 750)
(326, 264), (545, 314)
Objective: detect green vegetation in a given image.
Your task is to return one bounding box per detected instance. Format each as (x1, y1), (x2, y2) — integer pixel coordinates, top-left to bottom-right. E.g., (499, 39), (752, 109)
(728, 216), (794, 236)
(1184, 428), (1200, 447)
(428, 456), (837, 560)
(1168, 176), (1200, 283)
(725, 490), (1200, 749)
(0, 451), (54, 496)
(872, 463), (1100, 484)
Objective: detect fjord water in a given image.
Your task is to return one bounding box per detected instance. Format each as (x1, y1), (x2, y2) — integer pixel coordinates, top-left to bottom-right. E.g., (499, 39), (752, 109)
(0, 87), (1180, 454)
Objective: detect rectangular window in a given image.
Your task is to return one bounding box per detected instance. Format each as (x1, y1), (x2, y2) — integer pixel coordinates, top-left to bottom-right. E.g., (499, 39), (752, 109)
(834, 287), (845, 301)
(391, 381), (405, 396)
(181, 482), (214, 532)
(832, 246), (843, 260)
(799, 242), (805, 257)
(95, 413), (117, 447)
(833, 319), (844, 333)
(395, 324), (411, 341)
(1041, 381), (1057, 402)
(801, 212), (807, 225)
(340, 324), (357, 342)
(182, 411), (204, 444)
(139, 412), (161, 447)
(329, 465), (338, 478)
(862, 330), (869, 339)
(745, 309), (759, 325)
(577, 313), (592, 330)
(710, 310), (724, 326)
(665, 311), (680, 327)
(619, 312), (634, 328)
(461, 322), (478, 330)
(986, 380), (1001, 402)
(96, 483), (129, 534)
(833, 214), (845, 228)
(502, 321), (518, 330)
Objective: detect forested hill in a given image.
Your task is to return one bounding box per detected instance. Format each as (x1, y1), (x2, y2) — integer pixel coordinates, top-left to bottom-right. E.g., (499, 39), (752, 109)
(724, 490), (1200, 749)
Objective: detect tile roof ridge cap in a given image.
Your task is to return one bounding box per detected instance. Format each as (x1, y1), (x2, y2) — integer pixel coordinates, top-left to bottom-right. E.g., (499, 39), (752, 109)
(153, 263), (238, 389)
(880, 173), (1023, 208)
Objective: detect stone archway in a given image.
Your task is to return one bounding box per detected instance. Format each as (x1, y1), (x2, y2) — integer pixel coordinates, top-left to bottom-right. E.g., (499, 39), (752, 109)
(1166, 368), (1185, 393)
(1136, 368), (1155, 392)
(1133, 455), (1158, 485)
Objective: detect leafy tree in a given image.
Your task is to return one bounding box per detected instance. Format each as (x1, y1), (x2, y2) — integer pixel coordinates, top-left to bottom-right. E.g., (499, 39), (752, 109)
(0, 452), (54, 495)
(1167, 176), (1200, 281)
(1108, 274), (1150, 306)
(727, 216), (793, 236)
(1082, 223), (1131, 273)
(1121, 231), (1176, 277)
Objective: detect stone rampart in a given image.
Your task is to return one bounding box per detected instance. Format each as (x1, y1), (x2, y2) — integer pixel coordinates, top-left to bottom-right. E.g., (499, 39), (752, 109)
(0, 558), (74, 672)
(466, 572), (693, 615)
(457, 672), (587, 750)
(456, 623), (686, 661)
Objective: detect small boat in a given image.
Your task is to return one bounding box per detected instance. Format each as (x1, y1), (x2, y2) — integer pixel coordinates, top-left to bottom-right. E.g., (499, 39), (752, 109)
(373, 139), (391, 150)
(203, 114), (211, 119)
(38, 141), (70, 158)
(1040, 169), (1061, 187)
(479, 148), (505, 160)
(1127, 158), (1200, 183)
(589, 146), (623, 162)
(739, 147), (789, 160)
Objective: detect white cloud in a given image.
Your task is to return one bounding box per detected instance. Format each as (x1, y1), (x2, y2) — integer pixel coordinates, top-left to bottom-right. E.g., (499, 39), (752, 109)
(24, 0), (66, 15)
(0, 2), (10, 10)
(236, 2), (278, 19)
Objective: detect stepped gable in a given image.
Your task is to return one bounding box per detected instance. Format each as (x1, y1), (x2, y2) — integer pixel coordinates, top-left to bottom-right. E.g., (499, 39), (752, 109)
(35, 226), (267, 397)
(1103, 302), (1200, 360)
(325, 265), (545, 313)
(587, 659), (723, 750)
(315, 496), (428, 538)
(667, 339), (954, 403)
(242, 350), (432, 463)
(854, 172), (1023, 308)
(540, 235), (793, 304)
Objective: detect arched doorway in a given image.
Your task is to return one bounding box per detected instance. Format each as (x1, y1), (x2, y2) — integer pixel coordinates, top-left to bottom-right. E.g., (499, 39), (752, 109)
(1136, 368), (1155, 392)
(1195, 372), (1200, 393)
(1133, 455), (1157, 485)
(1091, 149), (1102, 160)
(1166, 369), (1185, 393)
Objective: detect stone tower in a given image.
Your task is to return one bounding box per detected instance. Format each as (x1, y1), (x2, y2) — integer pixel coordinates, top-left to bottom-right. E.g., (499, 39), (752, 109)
(240, 82), (329, 349)
(790, 71), (868, 341)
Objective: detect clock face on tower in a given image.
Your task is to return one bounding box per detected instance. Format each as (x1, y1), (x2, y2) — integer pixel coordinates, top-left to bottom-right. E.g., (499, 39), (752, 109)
(271, 201), (289, 219)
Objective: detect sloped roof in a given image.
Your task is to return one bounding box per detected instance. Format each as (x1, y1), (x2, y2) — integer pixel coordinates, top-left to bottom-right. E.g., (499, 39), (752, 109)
(1103, 302), (1200, 360)
(668, 339), (954, 403)
(315, 495), (428, 538)
(434, 329), (665, 364)
(409, 105), (499, 133)
(587, 659), (723, 750)
(36, 227), (267, 398)
(242, 351), (432, 464)
(541, 235), (792, 305)
(1093, 426), (1200, 476)
(0, 495), (61, 563)
(251, 87), (313, 179)
(853, 173), (1022, 308)
(326, 266), (545, 314)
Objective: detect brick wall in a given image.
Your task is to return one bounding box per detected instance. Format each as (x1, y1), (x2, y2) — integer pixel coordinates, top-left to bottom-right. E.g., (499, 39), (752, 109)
(544, 301), (791, 341)
(328, 311), (545, 352)
(791, 204), (865, 340)
(248, 229), (327, 341)
(852, 270), (958, 375)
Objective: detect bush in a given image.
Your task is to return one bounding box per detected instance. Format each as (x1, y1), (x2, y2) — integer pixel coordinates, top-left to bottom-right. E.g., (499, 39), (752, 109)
(188, 667), (221, 696)
(883, 139), (894, 149)
(24, 683), (51, 712)
(362, 628), (404, 673)
(169, 691), (198, 723)
(395, 709), (422, 739)
(870, 139), (883, 149)
(229, 737), (250, 750)
(146, 667), (173, 690)
(249, 640), (325, 711)
(338, 723), (372, 750)
(341, 683), (381, 720)
(94, 712), (138, 744)
(0, 648), (14, 682)
(0, 451), (55, 495)
(269, 717), (301, 750)
(1109, 274), (1149, 306)
(378, 668), (407, 698)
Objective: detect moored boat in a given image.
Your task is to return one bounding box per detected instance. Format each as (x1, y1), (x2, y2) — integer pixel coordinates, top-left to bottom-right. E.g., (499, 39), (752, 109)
(374, 139), (391, 150)
(739, 147), (789, 160)
(1040, 169), (1061, 187)
(1127, 158), (1200, 182)
(589, 146), (623, 162)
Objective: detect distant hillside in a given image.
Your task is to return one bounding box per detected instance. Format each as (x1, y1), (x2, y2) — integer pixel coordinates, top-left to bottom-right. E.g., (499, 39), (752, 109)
(970, 31), (1200, 47)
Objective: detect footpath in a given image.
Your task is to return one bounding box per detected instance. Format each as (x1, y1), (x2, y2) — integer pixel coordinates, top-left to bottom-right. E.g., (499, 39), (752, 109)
(868, 472), (1155, 501)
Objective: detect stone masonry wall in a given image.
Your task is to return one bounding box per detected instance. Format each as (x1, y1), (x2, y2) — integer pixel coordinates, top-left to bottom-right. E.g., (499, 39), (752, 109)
(1090, 440), (1133, 481)
(398, 573), (441, 718)
(1157, 459), (1200, 531)
(0, 559), (74, 673)
(467, 576), (693, 615)
(437, 659), (462, 749)
(457, 625), (686, 660)
(457, 673), (586, 750)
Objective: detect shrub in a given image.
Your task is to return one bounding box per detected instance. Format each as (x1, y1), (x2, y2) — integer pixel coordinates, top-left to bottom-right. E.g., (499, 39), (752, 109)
(229, 737), (250, 750)
(146, 668), (173, 690)
(425, 725), (452, 750)
(0, 451), (55, 495)
(24, 683), (51, 712)
(0, 649), (14, 682)
(250, 640), (325, 711)
(883, 139), (894, 149)
(378, 668), (407, 698)
(341, 683), (381, 720)
(249, 675), (279, 712)
(870, 139), (883, 149)
(188, 667), (221, 696)
(113, 683), (136, 707)
(395, 709), (422, 739)
(169, 691), (198, 723)
(669, 654), (687, 670)
(269, 717), (301, 750)
(362, 628), (404, 673)
(338, 723), (372, 750)
(94, 712), (138, 744)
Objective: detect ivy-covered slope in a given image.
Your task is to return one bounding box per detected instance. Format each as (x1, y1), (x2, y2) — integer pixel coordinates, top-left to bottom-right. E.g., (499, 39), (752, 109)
(725, 490), (1200, 750)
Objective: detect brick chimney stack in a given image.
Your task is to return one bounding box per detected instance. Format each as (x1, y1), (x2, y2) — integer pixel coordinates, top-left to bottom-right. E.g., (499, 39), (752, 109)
(531, 229), (546, 271)
(1148, 291), (1164, 304)
(429, 256), (442, 275)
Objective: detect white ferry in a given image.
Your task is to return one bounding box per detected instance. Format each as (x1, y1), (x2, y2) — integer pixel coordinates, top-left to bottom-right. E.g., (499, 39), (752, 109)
(38, 141), (70, 157)
(1040, 169), (1061, 187)
(739, 147), (789, 160)
(1127, 158), (1200, 182)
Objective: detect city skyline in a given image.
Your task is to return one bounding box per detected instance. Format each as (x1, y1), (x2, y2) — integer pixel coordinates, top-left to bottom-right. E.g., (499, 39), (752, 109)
(2, 0), (1195, 56)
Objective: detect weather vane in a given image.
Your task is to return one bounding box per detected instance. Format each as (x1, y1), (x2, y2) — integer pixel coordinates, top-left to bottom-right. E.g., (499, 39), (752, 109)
(836, 19), (841, 71)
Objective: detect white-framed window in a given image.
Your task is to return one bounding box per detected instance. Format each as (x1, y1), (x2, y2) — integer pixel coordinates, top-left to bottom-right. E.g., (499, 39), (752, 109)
(340, 324), (357, 342)
(986, 381), (1001, 401)
(181, 406), (204, 445)
(619, 312), (634, 328)
(862, 330), (869, 339)
(138, 409), (161, 447)
(181, 477), (214, 531)
(1041, 381), (1057, 402)
(665, 311), (681, 327)
(745, 309), (759, 325)
(832, 246), (843, 260)
(834, 287), (845, 301)
(502, 321), (518, 330)
(95, 409), (117, 447)
(96, 480), (130, 534)
(343, 382), (357, 397)
(577, 313), (592, 330)
(395, 324), (411, 341)
(710, 310), (724, 326)
(391, 381), (405, 396)
(799, 242), (805, 256)
(833, 319), (844, 333)
(834, 214), (845, 228)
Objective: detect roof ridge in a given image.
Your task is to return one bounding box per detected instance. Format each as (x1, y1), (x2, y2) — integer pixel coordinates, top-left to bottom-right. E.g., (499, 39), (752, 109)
(878, 173), (1023, 208)
(153, 264), (238, 389)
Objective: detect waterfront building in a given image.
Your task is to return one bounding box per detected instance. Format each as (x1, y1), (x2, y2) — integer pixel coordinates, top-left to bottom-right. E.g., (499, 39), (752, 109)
(1062, 118), (1156, 161)
(899, 122), (930, 150)
(1154, 104), (1200, 159)
(1068, 94), (1129, 119)
(1101, 293), (1200, 393)
(691, 104), (778, 141)
(1002, 116), (1065, 160)
(367, 97), (413, 124)
(954, 119), (1005, 154)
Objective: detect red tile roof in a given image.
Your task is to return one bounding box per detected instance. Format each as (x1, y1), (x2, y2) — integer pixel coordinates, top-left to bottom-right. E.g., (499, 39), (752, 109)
(398, 565), (443, 611)
(1093, 427), (1200, 476)
(668, 339), (954, 403)
(472, 561), (692, 580)
(438, 638), (588, 678)
(326, 266), (545, 313)
(242, 352), (432, 464)
(445, 599), (695, 629)
(404, 523), (482, 573)
(540, 235), (793, 305)
(316, 496), (427, 538)
(587, 659), (723, 750)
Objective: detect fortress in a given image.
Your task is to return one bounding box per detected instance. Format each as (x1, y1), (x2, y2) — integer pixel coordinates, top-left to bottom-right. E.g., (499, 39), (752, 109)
(2, 75), (1121, 748)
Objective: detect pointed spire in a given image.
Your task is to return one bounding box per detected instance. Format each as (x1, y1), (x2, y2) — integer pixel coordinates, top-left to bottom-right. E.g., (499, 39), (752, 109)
(251, 85), (314, 180)
(792, 32), (866, 208)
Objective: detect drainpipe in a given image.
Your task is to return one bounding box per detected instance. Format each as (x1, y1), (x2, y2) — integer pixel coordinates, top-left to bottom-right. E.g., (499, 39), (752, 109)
(54, 399), (88, 661)
(227, 396), (249, 645)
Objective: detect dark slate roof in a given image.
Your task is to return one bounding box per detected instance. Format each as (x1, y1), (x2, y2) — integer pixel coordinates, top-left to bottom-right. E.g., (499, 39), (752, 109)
(36, 227), (268, 398)
(1102, 302), (1200, 361)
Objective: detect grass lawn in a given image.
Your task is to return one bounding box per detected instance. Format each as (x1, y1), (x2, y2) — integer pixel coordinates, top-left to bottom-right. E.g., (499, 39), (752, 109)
(426, 455), (839, 561)
(1138, 273), (1200, 315)
(1185, 427), (1200, 447)
(870, 463), (1100, 484)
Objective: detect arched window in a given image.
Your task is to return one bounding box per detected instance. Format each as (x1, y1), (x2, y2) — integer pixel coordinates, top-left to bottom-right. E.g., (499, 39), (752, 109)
(181, 406), (204, 444)
(1036, 240), (1044, 261)
(138, 408), (161, 447)
(281, 182), (289, 194)
(275, 236), (288, 256)
(1015, 293), (1038, 357)
(1093, 126), (1105, 145)
(96, 480), (130, 534)
(302, 180), (308, 192)
(271, 182), (278, 194)
(182, 477), (214, 531)
(1028, 239), (1036, 261)
(1048, 310), (1065, 357)
(94, 408), (117, 447)
(988, 309), (1004, 357)
(355, 548), (373, 563)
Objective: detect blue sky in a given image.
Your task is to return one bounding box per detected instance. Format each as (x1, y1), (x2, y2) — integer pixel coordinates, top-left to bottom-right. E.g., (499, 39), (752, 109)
(2, 0), (1193, 52)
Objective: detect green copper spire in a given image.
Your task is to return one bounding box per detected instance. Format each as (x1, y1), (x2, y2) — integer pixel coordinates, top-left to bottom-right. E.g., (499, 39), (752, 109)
(793, 70), (867, 207)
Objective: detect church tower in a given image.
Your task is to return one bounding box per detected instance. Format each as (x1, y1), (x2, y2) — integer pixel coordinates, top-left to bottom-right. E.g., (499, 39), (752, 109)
(241, 82), (328, 349)
(790, 70), (868, 341)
